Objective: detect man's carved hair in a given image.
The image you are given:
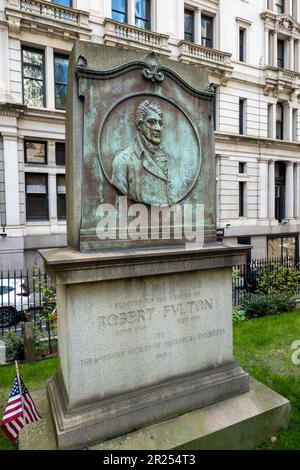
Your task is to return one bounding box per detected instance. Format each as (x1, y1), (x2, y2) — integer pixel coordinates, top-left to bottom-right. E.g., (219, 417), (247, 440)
(136, 100), (163, 131)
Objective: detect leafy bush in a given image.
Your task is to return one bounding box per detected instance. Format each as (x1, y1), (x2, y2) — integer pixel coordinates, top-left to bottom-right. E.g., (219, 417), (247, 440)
(5, 332), (24, 361)
(254, 263), (300, 296)
(242, 292), (297, 319)
(232, 307), (247, 324)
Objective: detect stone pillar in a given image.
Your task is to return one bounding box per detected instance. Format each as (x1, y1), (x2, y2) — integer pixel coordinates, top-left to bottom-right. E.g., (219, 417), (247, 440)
(259, 159), (269, 219)
(272, 102), (277, 139)
(48, 173), (57, 223)
(289, 38), (295, 71)
(285, 162), (294, 219)
(128, 0), (135, 26)
(46, 46), (55, 109)
(273, 31), (277, 68)
(195, 8), (202, 45)
(268, 160), (275, 219)
(265, 29), (270, 65)
(2, 133), (20, 226)
(297, 0), (300, 21)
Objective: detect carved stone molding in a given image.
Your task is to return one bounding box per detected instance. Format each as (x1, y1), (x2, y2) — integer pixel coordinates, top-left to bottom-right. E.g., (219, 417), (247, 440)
(6, 15), (21, 39)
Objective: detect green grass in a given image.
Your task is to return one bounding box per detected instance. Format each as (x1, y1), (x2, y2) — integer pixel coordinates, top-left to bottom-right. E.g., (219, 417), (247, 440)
(234, 310), (300, 449)
(1, 311), (300, 450)
(0, 358), (58, 450)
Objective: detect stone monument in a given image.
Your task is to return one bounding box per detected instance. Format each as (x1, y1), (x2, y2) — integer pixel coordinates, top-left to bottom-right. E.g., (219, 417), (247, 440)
(40, 42), (290, 450)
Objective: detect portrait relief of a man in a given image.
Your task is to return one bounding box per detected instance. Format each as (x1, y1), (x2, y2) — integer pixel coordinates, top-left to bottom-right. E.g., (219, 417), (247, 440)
(110, 100), (196, 207)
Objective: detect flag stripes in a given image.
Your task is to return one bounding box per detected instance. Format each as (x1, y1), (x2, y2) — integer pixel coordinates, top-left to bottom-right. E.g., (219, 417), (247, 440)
(1, 376), (41, 442)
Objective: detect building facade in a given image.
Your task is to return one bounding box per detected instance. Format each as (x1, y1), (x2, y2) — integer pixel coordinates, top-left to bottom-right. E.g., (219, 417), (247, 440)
(0, 0), (300, 271)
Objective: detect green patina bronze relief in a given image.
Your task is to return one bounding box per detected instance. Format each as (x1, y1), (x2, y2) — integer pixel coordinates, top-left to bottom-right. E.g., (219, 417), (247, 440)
(66, 43), (216, 250)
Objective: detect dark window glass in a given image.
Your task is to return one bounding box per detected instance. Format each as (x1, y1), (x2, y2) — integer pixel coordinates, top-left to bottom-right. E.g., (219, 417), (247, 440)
(135, 0), (151, 30)
(54, 54), (69, 110)
(184, 9), (194, 42)
(239, 182), (245, 217)
(239, 99), (245, 135)
(276, 103), (284, 140)
(275, 162), (286, 221)
(112, 0), (127, 23)
(55, 142), (65, 166)
(52, 0), (72, 6)
(277, 39), (285, 68)
(276, 0), (285, 14)
(239, 162), (246, 174)
(25, 174), (48, 221)
(25, 141), (47, 164)
(237, 237), (251, 263)
(239, 28), (246, 62)
(57, 175), (66, 220)
(201, 15), (213, 48)
(22, 47), (45, 107)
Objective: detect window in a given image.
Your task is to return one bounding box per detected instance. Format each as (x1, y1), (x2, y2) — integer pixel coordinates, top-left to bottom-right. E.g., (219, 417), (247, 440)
(275, 162), (286, 221)
(54, 54), (69, 110)
(239, 182), (246, 217)
(268, 103), (274, 138)
(239, 162), (246, 174)
(293, 109), (297, 141)
(276, 103), (284, 140)
(277, 39), (285, 68)
(52, 0), (72, 6)
(22, 47), (45, 108)
(239, 28), (246, 62)
(268, 236), (297, 259)
(25, 174), (48, 221)
(57, 175), (66, 220)
(239, 99), (245, 135)
(237, 237), (251, 263)
(184, 9), (194, 42)
(201, 15), (213, 48)
(112, 0), (127, 23)
(25, 141), (47, 164)
(56, 142), (65, 166)
(275, 0), (285, 14)
(135, 0), (151, 30)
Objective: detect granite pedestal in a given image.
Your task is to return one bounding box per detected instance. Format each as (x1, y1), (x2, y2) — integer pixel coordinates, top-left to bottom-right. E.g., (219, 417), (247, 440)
(40, 244), (250, 450)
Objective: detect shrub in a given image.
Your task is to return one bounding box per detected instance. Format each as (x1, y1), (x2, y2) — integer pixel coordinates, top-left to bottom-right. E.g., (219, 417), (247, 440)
(254, 263), (300, 296)
(5, 332), (24, 361)
(232, 308), (246, 324)
(242, 292), (297, 319)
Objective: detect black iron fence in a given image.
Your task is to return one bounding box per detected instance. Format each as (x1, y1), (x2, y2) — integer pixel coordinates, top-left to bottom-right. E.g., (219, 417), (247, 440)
(232, 257), (300, 306)
(0, 269), (57, 357)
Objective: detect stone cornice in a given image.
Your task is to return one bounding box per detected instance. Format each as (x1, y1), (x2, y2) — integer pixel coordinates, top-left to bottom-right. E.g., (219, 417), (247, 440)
(261, 11), (300, 36)
(215, 131), (300, 151)
(5, 0), (92, 40)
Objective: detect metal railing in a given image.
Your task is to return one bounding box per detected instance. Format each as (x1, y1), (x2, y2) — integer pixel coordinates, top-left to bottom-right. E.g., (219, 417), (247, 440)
(232, 257), (300, 306)
(0, 269), (57, 357)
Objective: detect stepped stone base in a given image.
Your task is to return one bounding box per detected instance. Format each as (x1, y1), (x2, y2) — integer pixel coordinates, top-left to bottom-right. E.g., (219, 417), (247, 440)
(19, 378), (290, 451)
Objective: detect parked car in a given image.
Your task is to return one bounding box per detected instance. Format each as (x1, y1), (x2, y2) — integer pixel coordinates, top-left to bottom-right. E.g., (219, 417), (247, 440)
(0, 278), (39, 328)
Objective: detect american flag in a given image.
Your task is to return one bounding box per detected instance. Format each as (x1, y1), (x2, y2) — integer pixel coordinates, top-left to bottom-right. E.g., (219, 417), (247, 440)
(1, 376), (41, 441)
